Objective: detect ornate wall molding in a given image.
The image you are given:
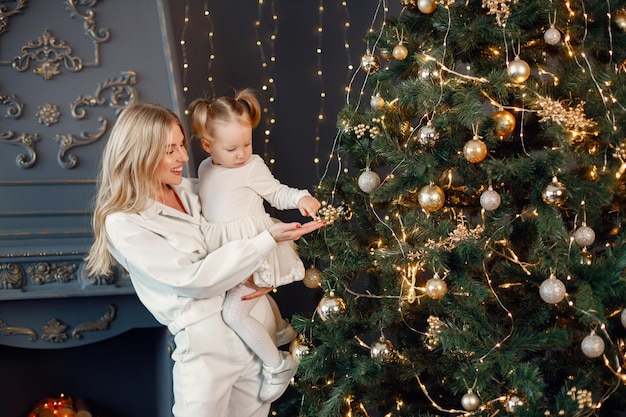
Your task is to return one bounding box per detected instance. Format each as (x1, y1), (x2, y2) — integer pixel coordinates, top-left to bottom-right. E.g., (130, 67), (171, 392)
(72, 304), (115, 339)
(0, 0), (27, 37)
(0, 131), (40, 168)
(0, 316), (36, 342)
(0, 263), (23, 289)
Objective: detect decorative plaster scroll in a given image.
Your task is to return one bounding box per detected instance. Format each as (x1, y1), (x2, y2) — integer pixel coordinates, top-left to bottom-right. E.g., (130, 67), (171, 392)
(0, 131), (40, 168)
(66, 0), (110, 62)
(13, 29), (83, 79)
(0, 263), (24, 290)
(55, 71), (137, 169)
(0, 91), (23, 119)
(41, 318), (68, 343)
(72, 304), (116, 339)
(28, 262), (78, 285)
(0, 317), (37, 342)
(0, 0), (27, 36)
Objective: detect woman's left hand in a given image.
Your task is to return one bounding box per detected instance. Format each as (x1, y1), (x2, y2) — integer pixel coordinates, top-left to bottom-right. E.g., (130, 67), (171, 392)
(241, 275), (274, 300)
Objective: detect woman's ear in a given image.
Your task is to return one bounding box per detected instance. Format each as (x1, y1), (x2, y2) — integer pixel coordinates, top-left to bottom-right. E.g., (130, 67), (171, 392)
(200, 138), (212, 154)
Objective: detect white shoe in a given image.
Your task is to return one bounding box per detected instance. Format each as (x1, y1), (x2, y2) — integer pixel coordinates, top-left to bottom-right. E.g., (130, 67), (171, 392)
(275, 319), (297, 346)
(260, 351), (298, 402)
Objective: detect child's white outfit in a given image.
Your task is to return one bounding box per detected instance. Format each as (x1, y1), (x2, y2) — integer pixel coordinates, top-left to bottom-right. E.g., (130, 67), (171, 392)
(198, 154), (310, 396)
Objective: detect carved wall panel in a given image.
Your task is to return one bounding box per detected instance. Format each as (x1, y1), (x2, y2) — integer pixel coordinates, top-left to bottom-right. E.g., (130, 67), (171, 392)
(0, 0), (183, 302)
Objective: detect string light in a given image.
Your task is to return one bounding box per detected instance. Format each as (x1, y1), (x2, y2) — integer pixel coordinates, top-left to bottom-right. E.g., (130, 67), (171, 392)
(254, 0), (279, 165)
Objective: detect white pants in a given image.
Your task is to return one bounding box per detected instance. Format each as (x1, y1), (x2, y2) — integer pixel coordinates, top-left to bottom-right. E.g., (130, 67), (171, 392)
(171, 296), (276, 417)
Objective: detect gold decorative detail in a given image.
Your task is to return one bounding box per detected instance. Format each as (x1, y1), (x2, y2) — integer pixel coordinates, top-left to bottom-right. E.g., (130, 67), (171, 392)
(425, 212), (484, 251)
(54, 71), (137, 169)
(0, 91), (23, 118)
(0, 0), (27, 36)
(0, 263), (24, 289)
(482, 0), (511, 27)
(72, 304), (116, 339)
(41, 318), (69, 343)
(66, 0), (111, 53)
(0, 131), (40, 168)
(27, 262), (78, 284)
(13, 29), (83, 79)
(0, 316), (37, 342)
(35, 103), (61, 126)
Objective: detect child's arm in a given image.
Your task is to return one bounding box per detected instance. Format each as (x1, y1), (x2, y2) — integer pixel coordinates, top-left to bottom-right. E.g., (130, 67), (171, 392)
(298, 195), (321, 219)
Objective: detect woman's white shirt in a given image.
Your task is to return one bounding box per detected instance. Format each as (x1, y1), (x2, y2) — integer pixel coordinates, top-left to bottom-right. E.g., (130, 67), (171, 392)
(104, 177), (277, 334)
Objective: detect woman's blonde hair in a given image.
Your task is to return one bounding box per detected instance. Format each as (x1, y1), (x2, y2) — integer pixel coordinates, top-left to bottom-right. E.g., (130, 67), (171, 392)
(188, 88), (261, 143)
(85, 102), (187, 277)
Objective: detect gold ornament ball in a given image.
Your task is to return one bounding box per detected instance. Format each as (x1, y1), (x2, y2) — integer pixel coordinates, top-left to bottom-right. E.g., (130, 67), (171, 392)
(542, 177), (568, 206)
(418, 0), (437, 14)
(303, 266), (322, 289)
(370, 337), (396, 362)
(492, 110), (516, 137)
(425, 276), (447, 299)
(461, 390), (481, 411)
(317, 293), (347, 321)
(507, 57), (531, 83)
(581, 333), (605, 358)
(463, 138), (488, 163)
(574, 225), (596, 247)
(418, 184), (445, 212)
(579, 248), (594, 266)
(289, 337), (312, 364)
(360, 53), (381, 74)
(380, 47), (394, 60)
(615, 8), (626, 31)
(392, 43), (409, 60)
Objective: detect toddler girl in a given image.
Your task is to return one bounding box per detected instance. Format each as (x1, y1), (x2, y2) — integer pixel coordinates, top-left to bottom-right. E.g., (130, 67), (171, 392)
(188, 89), (321, 403)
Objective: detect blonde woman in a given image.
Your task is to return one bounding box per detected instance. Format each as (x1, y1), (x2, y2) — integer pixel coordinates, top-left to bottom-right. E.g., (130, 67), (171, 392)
(85, 102), (323, 417)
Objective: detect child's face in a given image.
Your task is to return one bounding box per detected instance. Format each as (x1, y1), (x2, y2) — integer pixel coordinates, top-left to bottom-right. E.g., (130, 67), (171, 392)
(202, 119), (253, 168)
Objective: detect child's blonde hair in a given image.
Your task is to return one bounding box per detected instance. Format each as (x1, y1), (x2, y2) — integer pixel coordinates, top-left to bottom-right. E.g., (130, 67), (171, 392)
(85, 102), (187, 277)
(188, 88), (261, 143)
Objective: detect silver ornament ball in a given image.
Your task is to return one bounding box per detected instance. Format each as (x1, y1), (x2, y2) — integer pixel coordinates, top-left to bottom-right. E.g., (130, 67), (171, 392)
(574, 225), (596, 247)
(542, 177), (568, 206)
(416, 124), (439, 146)
(505, 395), (524, 413)
(581, 333), (605, 358)
(370, 337), (396, 362)
(289, 337), (312, 364)
(358, 168), (381, 194)
(426, 276), (448, 299)
(621, 308), (626, 328)
(480, 187), (502, 211)
(544, 26), (562, 45)
(539, 275), (566, 304)
(370, 94), (385, 111)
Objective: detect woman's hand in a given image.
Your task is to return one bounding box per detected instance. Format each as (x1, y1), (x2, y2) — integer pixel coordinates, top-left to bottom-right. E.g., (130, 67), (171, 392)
(241, 276), (274, 300)
(268, 220), (324, 242)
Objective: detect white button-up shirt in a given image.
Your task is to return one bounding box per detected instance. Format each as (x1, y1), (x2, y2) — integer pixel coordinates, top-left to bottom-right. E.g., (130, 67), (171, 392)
(104, 177), (277, 334)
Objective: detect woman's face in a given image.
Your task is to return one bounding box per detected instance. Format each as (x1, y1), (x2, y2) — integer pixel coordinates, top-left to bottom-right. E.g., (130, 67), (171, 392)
(157, 123), (188, 188)
(202, 119), (253, 168)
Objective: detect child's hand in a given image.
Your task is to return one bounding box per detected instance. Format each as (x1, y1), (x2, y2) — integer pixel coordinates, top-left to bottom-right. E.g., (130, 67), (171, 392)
(298, 195), (321, 219)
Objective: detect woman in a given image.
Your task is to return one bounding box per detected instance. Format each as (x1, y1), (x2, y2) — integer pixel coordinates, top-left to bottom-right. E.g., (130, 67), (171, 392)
(85, 102), (324, 417)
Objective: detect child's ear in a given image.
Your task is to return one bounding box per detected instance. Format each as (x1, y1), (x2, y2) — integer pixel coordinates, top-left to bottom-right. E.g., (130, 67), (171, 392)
(200, 138), (212, 154)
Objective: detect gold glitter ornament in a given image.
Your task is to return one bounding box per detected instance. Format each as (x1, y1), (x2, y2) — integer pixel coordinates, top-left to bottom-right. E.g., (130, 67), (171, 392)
(370, 93), (385, 111)
(425, 275), (447, 299)
(418, 184), (445, 212)
(392, 43), (409, 60)
(303, 266), (322, 289)
(463, 138), (488, 163)
(317, 292), (347, 321)
(360, 52), (381, 74)
(507, 56), (531, 83)
(461, 390), (481, 411)
(492, 110), (516, 137)
(418, 0), (437, 14)
(542, 176), (568, 206)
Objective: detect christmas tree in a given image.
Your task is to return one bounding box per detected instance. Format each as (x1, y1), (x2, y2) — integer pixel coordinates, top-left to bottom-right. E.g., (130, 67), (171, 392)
(280, 0), (626, 416)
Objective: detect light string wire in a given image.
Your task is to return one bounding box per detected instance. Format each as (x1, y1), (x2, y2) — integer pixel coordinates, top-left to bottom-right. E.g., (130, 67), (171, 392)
(254, 0), (279, 165)
(313, 0), (326, 180)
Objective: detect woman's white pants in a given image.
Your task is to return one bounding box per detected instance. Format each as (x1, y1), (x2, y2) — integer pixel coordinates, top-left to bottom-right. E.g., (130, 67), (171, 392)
(171, 296), (275, 417)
